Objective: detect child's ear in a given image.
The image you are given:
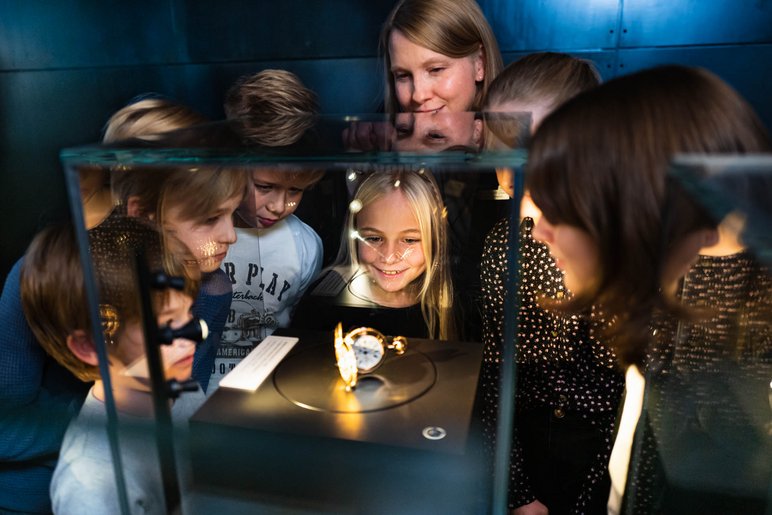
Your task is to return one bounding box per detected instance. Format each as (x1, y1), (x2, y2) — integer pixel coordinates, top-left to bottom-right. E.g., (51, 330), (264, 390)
(126, 196), (142, 218)
(66, 330), (99, 366)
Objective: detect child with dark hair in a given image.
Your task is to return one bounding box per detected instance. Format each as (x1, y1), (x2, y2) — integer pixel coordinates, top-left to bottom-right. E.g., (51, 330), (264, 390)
(210, 69), (325, 391)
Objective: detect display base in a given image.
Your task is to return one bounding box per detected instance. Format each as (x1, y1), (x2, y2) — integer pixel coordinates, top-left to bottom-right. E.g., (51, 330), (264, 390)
(189, 328), (487, 513)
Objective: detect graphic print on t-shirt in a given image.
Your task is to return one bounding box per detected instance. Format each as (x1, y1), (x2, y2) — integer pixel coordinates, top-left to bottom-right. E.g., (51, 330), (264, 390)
(209, 219), (322, 391)
(212, 260), (292, 385)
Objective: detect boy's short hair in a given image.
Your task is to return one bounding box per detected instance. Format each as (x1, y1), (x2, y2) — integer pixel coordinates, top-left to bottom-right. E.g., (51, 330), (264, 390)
(106, 97), (209, 214)
(20, 223), (90, 380)
(484, 52), (601, 112)
(224, 69), (319, 119)
(103, 98), (207, 144)
(224, 69), (319, 147)
(21, 216), (198, 382)
(251, 167), (325, 188)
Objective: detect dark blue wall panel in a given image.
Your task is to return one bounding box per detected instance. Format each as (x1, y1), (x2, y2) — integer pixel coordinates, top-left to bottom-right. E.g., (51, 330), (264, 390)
(180, 0), (394, 61)
(621, 0), (772, 47)
(618, 44), (772, 131)
(503, 50), (618, 82)
(481, 0), (621, 51)
(0, 1), (183, 68)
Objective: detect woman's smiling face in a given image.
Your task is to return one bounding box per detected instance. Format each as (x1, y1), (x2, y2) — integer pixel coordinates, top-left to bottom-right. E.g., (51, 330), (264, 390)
(355, 189), (427, 303)
(389, 29), (483, 113)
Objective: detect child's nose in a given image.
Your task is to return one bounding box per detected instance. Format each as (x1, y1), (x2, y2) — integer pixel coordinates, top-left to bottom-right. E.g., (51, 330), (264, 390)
(220, 218), (237, 244)
(266, 191), (287, 215)
(173, 335), (196, 349)
(169, 317), (208, 347)
(380, 242), (402, 264)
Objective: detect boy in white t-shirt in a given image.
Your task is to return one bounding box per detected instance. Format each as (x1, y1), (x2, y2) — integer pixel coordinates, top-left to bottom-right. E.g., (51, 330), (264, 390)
(211, 168), (324, 389)
(211, 69), (325, 390)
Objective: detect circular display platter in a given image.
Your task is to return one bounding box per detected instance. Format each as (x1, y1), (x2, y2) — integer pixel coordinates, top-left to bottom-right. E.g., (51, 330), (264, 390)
(274, 342), (436, 413)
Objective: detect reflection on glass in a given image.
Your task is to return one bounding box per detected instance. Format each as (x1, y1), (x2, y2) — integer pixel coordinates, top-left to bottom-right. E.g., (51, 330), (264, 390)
(392, 111), (482, 152)
(78, 166), (113, 229)
(619, 157), (772, 513)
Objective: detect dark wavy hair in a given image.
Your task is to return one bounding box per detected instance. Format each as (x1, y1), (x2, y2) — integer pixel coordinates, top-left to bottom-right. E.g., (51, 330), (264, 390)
(527, 65), (771, 367)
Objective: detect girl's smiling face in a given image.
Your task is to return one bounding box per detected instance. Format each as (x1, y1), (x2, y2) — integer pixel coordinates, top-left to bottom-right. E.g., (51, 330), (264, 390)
(355, 189), (427, 305)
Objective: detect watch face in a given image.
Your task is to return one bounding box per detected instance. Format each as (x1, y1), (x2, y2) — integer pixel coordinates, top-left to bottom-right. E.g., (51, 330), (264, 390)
(352, 333), (385, 373)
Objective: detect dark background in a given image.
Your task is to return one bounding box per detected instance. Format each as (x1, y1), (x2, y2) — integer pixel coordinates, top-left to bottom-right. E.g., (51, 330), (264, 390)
(2, 0), (771, 283)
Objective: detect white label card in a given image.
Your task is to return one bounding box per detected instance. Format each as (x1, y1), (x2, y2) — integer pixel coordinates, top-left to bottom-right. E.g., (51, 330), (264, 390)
(219, 335), (299, 391)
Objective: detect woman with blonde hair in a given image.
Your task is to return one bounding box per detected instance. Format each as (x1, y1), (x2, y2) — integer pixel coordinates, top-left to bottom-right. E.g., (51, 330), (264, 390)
(380, 0), (502, 114)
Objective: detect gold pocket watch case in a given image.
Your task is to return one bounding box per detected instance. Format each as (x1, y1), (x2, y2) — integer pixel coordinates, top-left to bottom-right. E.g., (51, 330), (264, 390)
(334, 323), (408, 391)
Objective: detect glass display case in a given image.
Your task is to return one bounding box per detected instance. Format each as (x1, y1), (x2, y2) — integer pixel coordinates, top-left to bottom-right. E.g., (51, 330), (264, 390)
(59, 116), (771, 514)
(60, 112), (529, 514)
(622, 155), (772, 514)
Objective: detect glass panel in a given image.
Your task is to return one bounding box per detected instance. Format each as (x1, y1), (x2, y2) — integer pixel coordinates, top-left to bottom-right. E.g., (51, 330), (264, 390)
(623, 155), (772, 513)
(61, 112), (529, 513)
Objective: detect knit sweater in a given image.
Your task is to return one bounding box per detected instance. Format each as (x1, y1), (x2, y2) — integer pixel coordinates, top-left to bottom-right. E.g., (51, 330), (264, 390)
(0, 258), (90, 513)
(191, 269), (232, 392)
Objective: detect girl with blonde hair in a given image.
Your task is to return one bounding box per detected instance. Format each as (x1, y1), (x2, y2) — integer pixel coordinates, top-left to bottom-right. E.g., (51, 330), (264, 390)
(344, 169), (455, 340)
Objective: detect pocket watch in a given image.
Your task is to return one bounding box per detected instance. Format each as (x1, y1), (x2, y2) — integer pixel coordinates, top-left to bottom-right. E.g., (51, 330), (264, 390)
(334, 323), (359, 391)
(333, 323), (408, 391)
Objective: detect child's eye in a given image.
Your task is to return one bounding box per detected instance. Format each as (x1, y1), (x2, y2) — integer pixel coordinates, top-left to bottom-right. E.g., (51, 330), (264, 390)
(429, 67), (445, 74)
(203, 215), (220, 225)
(254, 183), (273, 192)
(363, 236), (383, 244)
(403, 238), (421, 245)
(393, 72), (410, 82)
(288, 188), (305, 196)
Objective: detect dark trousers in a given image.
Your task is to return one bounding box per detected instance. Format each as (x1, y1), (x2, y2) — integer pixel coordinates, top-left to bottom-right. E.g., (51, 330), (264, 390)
(518, 408), (611, 515)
